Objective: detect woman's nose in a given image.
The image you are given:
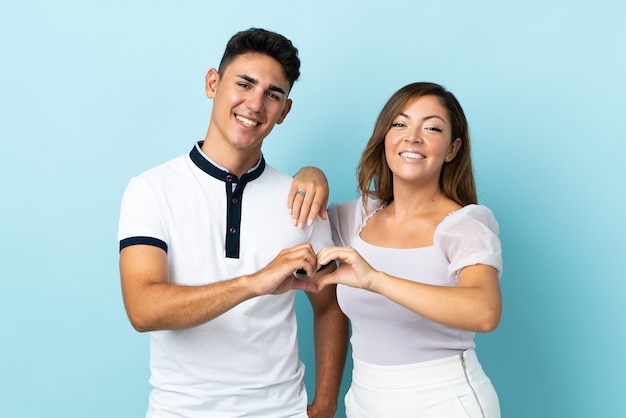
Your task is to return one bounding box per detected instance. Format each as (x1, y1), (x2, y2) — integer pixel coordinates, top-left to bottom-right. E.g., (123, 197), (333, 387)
(405, 131), (423, 143)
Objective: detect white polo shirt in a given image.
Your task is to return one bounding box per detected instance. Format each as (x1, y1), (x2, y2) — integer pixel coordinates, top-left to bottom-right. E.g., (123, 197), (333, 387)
(118, 142), (333, 417)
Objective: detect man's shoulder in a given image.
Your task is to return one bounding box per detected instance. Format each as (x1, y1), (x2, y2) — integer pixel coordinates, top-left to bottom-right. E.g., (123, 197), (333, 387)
(133, 153), (189, 181)
(259, 163), (293, 185)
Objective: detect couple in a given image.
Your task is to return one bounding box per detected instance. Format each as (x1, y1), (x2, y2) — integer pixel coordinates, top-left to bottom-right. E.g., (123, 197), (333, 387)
(118, 27), (502, 418)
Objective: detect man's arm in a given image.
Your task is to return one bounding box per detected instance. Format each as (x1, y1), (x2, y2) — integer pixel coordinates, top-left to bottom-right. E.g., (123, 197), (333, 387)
(304, 263), (350, 418)
(120, 243), (320, 332)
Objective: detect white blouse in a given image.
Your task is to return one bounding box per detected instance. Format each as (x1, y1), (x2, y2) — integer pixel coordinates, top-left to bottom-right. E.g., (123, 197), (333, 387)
(328, 198), (503, 365)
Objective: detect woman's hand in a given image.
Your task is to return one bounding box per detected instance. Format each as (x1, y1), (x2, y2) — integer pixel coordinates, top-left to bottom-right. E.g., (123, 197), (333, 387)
(288, 166), (329, 229)
(315, 246), (378, 291)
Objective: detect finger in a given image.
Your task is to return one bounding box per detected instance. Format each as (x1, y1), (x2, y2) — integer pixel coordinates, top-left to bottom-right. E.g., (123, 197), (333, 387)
(287, 183), (311, 219)
(294, 253), (315, 276)
(291, 245), (317, 276)
(318, 205), (327, 221)
(288, 183), (307, 222)
(291, 191), (305, 227)
(292, 276), (320, 293)
(317, 271), (340, 291)
(287, 184), (298, 215)
(297, 189), (315, 229)
(306, 199), (324, 226)
(274, 244), (314, 273)
(316, 258), (333, 272)
(316, 246), (340, 267)
(311, 186), (329, 223)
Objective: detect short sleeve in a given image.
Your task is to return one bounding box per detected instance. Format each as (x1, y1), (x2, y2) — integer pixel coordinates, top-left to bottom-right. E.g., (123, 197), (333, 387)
(328, 197), (386, 246)
(117, 176), (168, 246)
(434, 205), (503, 280)
(328, 201), (357, 246)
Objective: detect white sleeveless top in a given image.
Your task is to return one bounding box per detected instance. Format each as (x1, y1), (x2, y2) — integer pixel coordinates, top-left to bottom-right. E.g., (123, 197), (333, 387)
(328, 198), (502, 365)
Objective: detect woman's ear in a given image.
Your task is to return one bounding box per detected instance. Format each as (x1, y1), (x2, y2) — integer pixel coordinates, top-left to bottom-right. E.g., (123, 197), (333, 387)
(446, 138), (462, 162)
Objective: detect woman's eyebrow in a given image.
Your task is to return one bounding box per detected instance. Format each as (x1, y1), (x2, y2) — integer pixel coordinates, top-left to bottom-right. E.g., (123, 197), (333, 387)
(398, 112), (446, 122)
(423, 115), (446, 122)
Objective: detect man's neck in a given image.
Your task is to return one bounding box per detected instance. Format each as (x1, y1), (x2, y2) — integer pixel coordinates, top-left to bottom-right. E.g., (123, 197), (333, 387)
(200, 137), (261, 178)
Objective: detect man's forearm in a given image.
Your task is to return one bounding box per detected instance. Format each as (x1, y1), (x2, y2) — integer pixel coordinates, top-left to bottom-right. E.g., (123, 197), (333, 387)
(124, 276), (257, 332)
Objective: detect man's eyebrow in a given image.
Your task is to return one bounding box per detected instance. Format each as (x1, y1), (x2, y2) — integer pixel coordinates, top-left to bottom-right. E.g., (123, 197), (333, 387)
(268, 84), (286, 95)
(237, 74), (286, 95)
(238, 74), (258, 85)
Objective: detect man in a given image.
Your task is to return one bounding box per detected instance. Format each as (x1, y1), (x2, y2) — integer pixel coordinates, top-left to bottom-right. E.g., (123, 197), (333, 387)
(118, 28), (348, 417)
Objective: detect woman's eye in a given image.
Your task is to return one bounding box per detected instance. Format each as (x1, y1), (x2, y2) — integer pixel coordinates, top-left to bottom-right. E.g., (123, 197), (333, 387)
(426, 126), (443, 132)
(391, 122), (405, 128)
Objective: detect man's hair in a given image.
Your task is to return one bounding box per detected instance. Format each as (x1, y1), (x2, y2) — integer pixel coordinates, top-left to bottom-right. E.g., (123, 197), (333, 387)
(218, 28), (301, 89)
(357, 82), (477, 208)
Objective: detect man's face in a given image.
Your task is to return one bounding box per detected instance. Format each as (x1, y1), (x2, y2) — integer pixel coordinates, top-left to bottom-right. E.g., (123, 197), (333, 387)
(205, 52), (293, 155)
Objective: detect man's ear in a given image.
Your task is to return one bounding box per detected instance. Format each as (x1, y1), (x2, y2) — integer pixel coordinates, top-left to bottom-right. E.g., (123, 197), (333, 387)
(276, 98), (293, 125)
(205, 68), (219, 98)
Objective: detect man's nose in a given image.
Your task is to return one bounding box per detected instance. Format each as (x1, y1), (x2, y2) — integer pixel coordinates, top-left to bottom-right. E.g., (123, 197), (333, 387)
(246, 90), (264, 112)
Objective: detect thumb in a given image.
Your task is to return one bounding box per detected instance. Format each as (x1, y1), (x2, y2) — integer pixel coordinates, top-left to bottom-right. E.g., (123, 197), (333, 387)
(293, 277), (319, 293)
(316, 271), (338, 291)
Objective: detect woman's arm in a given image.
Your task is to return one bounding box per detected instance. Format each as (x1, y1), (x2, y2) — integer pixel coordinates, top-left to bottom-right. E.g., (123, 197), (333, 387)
(316, 246), (502, 333)
(289, 166), (329, 229)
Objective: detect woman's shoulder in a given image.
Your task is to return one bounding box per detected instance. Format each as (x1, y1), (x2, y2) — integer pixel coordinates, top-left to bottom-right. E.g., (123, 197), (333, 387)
(438, 204), (499, 235)
(434, 204), (503, 277)
(329, 196), (385, 220)
(328, 196), (386, 243)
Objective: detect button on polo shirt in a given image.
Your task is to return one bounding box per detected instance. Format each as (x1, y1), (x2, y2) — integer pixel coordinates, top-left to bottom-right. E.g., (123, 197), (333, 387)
(189, 142), (265, 258)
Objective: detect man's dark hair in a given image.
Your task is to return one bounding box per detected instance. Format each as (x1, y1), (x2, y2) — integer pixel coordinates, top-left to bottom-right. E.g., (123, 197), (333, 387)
(218, 28), (301, 89)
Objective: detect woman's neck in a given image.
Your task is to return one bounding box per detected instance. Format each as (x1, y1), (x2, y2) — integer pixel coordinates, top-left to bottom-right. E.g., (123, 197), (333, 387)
(388, 182), (449, 219)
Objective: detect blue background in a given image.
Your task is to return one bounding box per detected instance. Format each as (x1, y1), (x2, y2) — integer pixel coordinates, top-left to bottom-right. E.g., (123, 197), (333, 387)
(2, 1), (625, 417)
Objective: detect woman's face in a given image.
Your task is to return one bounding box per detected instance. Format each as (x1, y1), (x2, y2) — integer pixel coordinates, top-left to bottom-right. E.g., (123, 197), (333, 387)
(384, 94), (461, 186)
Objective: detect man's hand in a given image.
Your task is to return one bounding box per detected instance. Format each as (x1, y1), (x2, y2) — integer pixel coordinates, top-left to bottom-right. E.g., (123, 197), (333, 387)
(289, 166), (329, 229)
(248, 243), (320, 295)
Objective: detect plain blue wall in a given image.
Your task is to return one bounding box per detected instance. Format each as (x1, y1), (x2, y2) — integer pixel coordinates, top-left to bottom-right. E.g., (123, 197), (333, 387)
(2, 1), (625, 417)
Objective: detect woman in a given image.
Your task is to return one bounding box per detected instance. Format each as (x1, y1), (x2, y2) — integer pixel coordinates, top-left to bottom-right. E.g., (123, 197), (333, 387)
(293, 82), (502, 417)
